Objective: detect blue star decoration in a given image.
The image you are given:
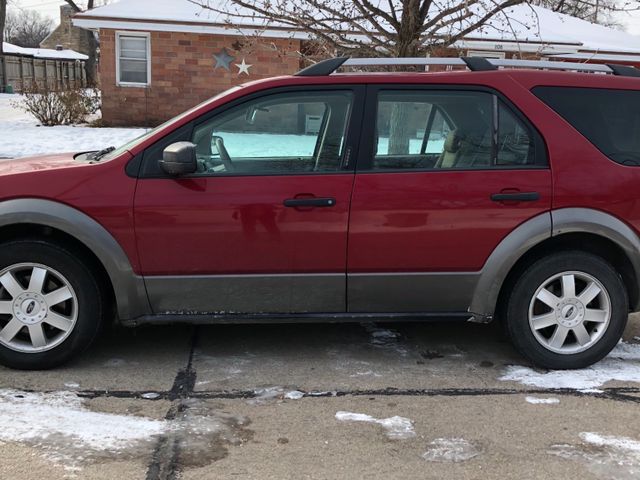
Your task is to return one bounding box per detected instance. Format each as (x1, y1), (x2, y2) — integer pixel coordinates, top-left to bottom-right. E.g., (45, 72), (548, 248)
(213, 48), (235, 71)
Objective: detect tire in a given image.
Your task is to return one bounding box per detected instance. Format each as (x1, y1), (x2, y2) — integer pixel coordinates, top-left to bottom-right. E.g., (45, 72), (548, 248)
(504, 251), (628, 370)
(0, 240), (105, 370)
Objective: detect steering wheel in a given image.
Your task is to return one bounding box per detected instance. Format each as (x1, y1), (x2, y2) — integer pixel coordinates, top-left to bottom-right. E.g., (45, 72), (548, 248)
(212, 136), (234, 172)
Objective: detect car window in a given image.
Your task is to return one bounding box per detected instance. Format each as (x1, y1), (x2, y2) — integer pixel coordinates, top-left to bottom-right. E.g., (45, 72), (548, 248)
(191, 91), (353, 175)
(533, 86), (640, 166)
(372, 90), (536, 170)
(497, 102), (534, 166)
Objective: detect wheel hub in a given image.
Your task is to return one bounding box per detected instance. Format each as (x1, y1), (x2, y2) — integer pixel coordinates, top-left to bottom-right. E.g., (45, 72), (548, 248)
(13, 292), (47, 325)
(556, 299), (585, 328)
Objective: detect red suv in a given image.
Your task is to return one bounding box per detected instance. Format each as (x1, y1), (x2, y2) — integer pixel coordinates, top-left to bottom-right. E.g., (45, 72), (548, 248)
(1, 56), (639, 370)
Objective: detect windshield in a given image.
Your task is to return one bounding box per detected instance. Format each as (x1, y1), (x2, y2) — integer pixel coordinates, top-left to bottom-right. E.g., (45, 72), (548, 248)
(98, 86), (243, 161)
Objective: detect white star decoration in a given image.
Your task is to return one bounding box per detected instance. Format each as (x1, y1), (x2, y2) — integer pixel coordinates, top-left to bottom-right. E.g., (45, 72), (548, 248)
(236, 59), (252, 76)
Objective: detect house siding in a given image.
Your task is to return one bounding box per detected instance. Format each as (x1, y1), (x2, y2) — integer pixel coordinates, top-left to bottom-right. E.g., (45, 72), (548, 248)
(99, 29), (302, 126)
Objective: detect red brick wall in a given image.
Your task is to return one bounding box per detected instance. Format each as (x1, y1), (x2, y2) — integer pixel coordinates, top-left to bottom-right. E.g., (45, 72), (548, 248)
(99, 29), (302, 126)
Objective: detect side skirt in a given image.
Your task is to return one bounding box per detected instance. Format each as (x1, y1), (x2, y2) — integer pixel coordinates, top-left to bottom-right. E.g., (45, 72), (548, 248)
(121, 312), (474, 327)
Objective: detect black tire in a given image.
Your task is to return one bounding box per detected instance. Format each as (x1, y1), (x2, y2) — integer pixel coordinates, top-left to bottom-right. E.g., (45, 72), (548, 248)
(504, 251), (628, 369)
(0, 240), (105, 370)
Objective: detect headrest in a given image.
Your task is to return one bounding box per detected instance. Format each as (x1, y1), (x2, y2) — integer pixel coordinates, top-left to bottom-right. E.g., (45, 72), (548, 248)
(443, 129), (462, 153)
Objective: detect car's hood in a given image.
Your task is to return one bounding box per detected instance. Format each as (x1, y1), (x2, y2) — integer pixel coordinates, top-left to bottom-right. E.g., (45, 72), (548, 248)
(0, 152), (90, 176)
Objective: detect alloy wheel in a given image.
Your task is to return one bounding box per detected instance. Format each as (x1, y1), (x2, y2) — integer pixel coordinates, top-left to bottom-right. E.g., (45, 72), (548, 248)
(528, 271), (611, 355)
(0, 263), (78, 353)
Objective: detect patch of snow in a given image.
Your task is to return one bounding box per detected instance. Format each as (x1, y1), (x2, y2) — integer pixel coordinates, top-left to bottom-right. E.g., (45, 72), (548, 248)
(609, 341), (640, 360)
(581, 432), (640, 452)
(335, 411), (415, 440)
(500, 341), (640, 390)
(247, 386), (283, 404)
(64, 382), (80, 389)
(284, 390), (304, 400)
(422, 438), (481, 463)
(308, 391), (337, 397)
(525, 396), (560, 405)
(578, 388), (604, 394)
(349, 370), (383, 378)
(549, 432), (640, 479)
(361, 323), (409, 357)
(0, 389), (164, 470)
(141, 392), (160, 400)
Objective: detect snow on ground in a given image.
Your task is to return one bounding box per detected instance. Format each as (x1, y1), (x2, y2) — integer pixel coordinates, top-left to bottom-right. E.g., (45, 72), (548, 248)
(550, 432), (640, 479)
(0, 388), (247, 473)
(0, 94), (145, 158)
(500, 341), (640, 390)
(525, 396), (560, 405)
(0, 389), (164, 470)
(335, 411), (416, 440)
(421, 438), (481, 463)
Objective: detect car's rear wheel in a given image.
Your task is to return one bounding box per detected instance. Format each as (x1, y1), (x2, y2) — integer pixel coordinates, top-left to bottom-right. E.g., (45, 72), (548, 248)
(0, 240), (105, 370)
(505, 251), (628, 369)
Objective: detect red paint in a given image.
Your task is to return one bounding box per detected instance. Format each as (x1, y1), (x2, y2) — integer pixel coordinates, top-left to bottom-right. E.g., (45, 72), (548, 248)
(1, 69), (639, 280)
(134, 175), (354, 275)
(348, 170), (552, 272)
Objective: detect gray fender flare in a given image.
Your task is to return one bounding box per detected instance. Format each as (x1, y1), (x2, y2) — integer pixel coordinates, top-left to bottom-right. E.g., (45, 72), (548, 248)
(552, 208), (640, 310)
(469, 212), (551, 320)
(469, 208), (640, 319)
(0, 198), (150, 319)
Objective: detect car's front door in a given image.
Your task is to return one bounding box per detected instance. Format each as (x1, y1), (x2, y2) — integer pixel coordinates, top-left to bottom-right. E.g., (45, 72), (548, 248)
(133, 87), (363, 314)
(347, 86), (552, 313)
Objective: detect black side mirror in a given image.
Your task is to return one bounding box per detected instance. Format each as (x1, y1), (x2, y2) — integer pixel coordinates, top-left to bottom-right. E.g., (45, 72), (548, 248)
(160, 142), (197, 176)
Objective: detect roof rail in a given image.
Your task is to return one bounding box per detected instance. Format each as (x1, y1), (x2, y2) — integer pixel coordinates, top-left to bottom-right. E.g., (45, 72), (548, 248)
(294, 56), (640, 78)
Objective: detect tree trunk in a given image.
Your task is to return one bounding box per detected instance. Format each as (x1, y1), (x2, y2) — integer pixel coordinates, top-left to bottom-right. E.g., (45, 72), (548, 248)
(0, 0), (6, 54)
(84, 30), (98, 86)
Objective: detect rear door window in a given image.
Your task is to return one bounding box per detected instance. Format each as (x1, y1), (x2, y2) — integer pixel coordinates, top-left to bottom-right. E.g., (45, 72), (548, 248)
(371, 90), (540, 170)
(533, 86), (640, 166)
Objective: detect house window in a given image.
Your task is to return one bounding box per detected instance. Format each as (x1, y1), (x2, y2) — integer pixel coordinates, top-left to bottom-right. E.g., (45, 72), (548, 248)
(116, 32), (150, 86)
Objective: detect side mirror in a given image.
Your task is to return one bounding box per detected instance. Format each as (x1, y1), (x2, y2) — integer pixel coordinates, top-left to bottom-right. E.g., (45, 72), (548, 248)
(160, 142), (197, 176)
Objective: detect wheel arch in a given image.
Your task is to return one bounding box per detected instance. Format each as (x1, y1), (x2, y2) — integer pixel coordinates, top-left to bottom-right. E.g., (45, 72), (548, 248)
(0, 198), (150, 320)
(470, 208), (640, 320)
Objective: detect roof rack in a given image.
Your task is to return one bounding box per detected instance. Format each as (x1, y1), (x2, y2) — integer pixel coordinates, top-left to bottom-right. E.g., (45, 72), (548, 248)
(295, 56), (640, 78)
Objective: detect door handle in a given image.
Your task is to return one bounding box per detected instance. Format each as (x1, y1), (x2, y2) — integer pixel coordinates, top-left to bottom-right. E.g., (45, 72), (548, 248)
(283, 197), (336, 208)
(490, 192), (540, 202)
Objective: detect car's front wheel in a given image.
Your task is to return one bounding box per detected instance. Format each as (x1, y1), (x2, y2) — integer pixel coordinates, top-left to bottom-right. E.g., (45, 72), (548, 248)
(0, 240), (105, 370)
(505, 251), (628, 369)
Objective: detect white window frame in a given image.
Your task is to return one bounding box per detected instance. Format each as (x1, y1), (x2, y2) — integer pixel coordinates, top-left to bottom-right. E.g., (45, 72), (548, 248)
(115, 31), (151, 87)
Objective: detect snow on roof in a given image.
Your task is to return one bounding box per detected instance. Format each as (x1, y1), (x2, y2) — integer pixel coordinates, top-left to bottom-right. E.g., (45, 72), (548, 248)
(74, 0), (640, 54)
(2, 42), (88, 61)
(466, 5), (640, 54)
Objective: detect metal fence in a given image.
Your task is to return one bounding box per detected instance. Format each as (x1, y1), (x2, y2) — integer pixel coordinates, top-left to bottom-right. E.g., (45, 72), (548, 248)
(0, 54), (87, 92)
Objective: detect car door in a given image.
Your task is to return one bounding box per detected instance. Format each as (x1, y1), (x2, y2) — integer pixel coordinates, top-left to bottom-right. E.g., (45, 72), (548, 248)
(347, 86), (552, 313)
(133, 86), (364, 314)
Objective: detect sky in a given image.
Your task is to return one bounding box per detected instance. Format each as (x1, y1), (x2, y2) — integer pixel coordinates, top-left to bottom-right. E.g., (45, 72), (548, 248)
(7, 0), (640, 35)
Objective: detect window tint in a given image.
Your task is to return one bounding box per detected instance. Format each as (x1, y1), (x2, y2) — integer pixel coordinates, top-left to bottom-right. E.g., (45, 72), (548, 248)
(497, 102), (533, 166)
(533, 87), (640, 166)
(372, 90), (537, 170)
(191, 91), (353, 175)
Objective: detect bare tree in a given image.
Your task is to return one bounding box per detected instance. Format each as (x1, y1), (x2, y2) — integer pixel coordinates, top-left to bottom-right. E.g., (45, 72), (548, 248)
(532, 0), (639, 27)
(193, 0), (537, 57)
(62, 0), (104, 85)
(4, 9), (53, 48)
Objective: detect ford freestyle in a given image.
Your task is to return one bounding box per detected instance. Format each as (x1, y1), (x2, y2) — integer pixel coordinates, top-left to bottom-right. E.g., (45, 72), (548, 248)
(1, 56), (640, 370)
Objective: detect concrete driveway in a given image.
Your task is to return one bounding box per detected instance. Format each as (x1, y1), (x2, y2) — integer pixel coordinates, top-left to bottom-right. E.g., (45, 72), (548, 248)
(1, 317), (639, 479)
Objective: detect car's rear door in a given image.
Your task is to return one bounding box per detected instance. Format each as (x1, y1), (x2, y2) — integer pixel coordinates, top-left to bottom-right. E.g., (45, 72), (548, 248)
(347, 85), (552, 313)
(133, 86), (364, 314)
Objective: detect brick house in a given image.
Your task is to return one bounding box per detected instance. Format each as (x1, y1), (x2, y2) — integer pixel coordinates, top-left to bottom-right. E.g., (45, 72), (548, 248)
(41, 5), (93, 57)
(73, 0), (640, 127)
